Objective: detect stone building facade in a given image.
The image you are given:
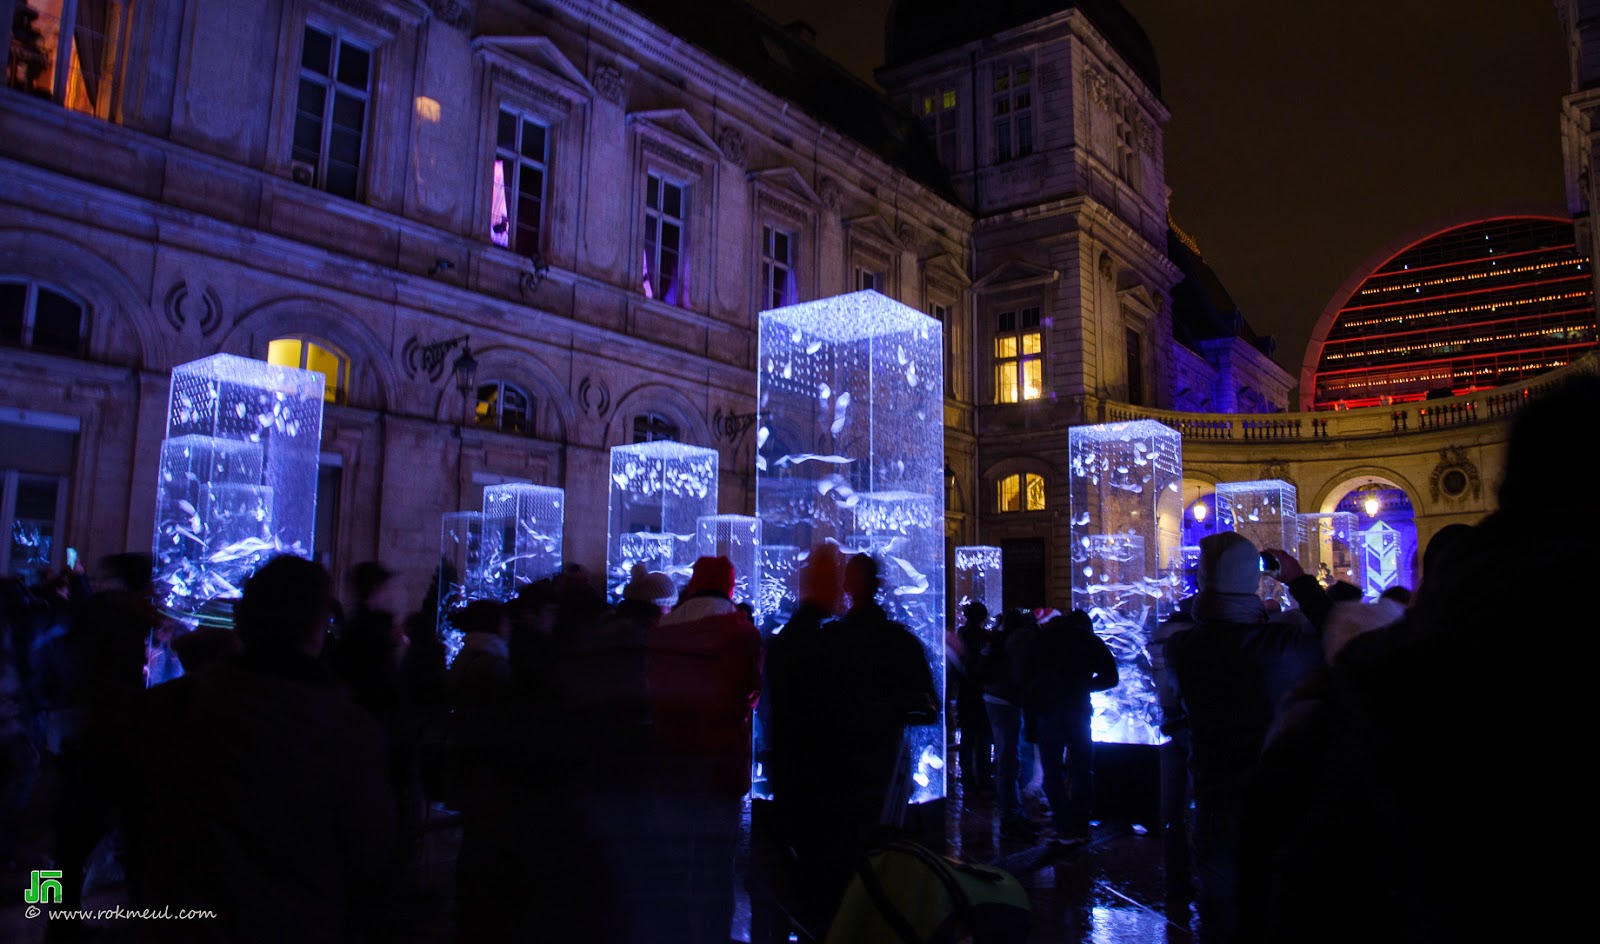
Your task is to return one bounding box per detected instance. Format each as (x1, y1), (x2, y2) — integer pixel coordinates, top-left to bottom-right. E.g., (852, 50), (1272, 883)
(7, 0), (1569, 612)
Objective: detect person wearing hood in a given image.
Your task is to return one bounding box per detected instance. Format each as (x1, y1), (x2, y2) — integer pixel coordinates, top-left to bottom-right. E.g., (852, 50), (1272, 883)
(645, 556), (762, 944)
(1165, 532), (1322, 944)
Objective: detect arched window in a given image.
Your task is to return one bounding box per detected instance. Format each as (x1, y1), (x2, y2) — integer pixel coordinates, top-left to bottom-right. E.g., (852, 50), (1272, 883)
(997, 472), (1045, 512)
(475, 381), (534, 436)
(0, 279), (86, 356)
(267, 337), (347, 403)
(632, 411), (679, 443)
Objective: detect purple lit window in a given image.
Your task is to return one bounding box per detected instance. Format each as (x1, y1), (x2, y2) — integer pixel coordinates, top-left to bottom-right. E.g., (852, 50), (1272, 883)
(761, 225), (797, 310)
(293, 26), (371, 199)
(992, 60), (1033, 163)
(491, 108), (548, 257)
(642, 173), (687, 305)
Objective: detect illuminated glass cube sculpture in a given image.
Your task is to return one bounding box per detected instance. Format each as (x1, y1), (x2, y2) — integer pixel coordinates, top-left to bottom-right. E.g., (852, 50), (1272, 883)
(153, 354), (324, 620)
(756, 544), (802, 627)
(482, 484), (564, 597)
(1179, 545), (1202, 599)
(695, 515), (761, 612)
(438, 512), (505, 665)
(954, 546), (1003, 630)
(1215, 479), (1298, 605)
(607, 441), (718, 600)
(1361, 519), (1402, 598)
(756, 290), (945, 803)
(1298, 512), (1363, 591)
(1068, 419), (1183, 746)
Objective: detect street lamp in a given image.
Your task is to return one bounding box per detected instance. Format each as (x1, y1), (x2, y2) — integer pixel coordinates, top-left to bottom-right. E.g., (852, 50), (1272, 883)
(452, 341), (477, 401)
(1192, 500), (1208, 523)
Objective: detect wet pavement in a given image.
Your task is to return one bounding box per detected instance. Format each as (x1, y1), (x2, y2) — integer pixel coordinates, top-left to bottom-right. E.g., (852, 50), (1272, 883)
(3, 789), (1194, 942)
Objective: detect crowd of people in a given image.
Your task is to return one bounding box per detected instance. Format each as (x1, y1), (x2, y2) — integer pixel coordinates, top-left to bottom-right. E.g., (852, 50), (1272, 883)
(1, 373), (1591, 944)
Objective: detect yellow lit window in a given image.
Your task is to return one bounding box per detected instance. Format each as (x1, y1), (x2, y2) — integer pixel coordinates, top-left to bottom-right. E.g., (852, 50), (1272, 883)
(267, 337), (347, 403)
(994, 307), (1043, 403)
(998, 473), (1046, 512)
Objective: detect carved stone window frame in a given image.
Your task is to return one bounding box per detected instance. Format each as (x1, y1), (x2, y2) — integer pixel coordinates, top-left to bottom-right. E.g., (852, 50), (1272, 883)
(750, 169), (820, 310)
(473, 41), (591, 270)
(626, 113), (719, 313)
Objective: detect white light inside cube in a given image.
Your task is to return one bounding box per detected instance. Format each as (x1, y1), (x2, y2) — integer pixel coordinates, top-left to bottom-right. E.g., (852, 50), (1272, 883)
(607, 441), (719, 600)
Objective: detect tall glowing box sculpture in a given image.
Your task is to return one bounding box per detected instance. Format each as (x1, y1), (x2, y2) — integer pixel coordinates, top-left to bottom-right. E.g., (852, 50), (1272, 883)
(696, 514), (760, 612)
(438, 512), (505, 665)
(756, 290), (945, 803)
(1068, 419), (1183, 746)
(482, 483), (564, 597)
(1215, 479), (1298, 605)
(1298, 512), (1363, 590)
(607, 441), (718, 600)
(954, 546), (1002, 630)
(154, 354), (324, 621)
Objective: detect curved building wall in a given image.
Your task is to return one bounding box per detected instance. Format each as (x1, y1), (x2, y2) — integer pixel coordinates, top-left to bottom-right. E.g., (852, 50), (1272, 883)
(1303, 216), (1598, 410)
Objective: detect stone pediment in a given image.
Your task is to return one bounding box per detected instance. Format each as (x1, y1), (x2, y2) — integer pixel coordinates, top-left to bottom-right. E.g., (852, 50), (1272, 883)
(844, 214), (906, 251)
(972, 259), (1059, 293)
(923, 252), (971, 287)
(746, 166), (823, 207)
(473, 36), (594, 103)
(627, 109), (722, 159)
(1117, 282), (1160, 313)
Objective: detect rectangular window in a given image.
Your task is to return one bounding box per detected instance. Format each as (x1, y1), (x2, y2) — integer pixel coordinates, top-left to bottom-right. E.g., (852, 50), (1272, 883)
(490, 107), (549, 258)
(919, 87), (959, 167)
(994, 306), (1042, 403)
(1126, 326), (1144, 405)
(642, 173), (687, 305)
(5, 0), (128, 119)
(854, 266), (883, 292)
(314, 458), (342, 573)
(292, 25), (372, 199)
(992, 60), (1033, 163)
(761, 225), (797, 310)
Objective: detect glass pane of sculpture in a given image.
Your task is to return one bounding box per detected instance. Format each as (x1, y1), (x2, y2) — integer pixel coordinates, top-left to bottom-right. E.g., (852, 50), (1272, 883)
(756, 290), (946, 803)
(954, 546), (1002, 629)
(606, 441), (718, 600)
(1214, 479), (1299, 606)
(1068, 419), (1182, 746)
(438, 511), (505, 665)
(154, 354), (325, 621)
(482, 483), (564, 597)
(695, 514), (760, 613)
(1297, 512), (1363, 592)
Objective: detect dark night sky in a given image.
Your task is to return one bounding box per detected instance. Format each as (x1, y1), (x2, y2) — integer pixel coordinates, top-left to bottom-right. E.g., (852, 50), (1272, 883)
(748, 0), (1572, 387)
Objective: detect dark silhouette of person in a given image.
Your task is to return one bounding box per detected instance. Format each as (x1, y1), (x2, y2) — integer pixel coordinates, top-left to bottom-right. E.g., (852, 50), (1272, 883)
(767, 552), (937, 936)
(1255, 374), (1600, 944)
(130, 554), (395, 943)
(985, 608), (1041, 840)
(1023, 609), (1117, 841)
(1165, 532), (1322, 944)
(954, 600), (994, 799)
(644, 555), (762, 944)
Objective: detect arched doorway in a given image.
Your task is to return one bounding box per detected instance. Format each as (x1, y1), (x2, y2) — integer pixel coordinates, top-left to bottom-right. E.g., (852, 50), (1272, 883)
(1179, 479), (1217, 597)
(1323, 476), (1417, 599)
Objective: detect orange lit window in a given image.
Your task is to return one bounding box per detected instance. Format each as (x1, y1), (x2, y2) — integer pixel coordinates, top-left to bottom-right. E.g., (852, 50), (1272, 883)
(267, 337), (346, 403)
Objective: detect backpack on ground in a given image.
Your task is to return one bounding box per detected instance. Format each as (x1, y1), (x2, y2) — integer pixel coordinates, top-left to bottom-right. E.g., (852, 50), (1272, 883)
(824, 840), (1030, 944)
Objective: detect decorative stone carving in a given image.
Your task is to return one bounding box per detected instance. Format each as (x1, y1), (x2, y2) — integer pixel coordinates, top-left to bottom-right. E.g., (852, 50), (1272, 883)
(1085, 65), (1110, 110)
(592, 64), (626, 104)
(818, 177), (842, 213)
(1133, 115), (1156, 155)
(716, 126), (746, 166)
(1259, 460), (1293, 485)
(401, 335), (470, 382)
(163, 282), (223, 336)
(1430, 445), (1481, 502)
(1098, 252), (1114, 280)
(327, 0), (400, 33)
(578, 375), (611, 417)
(429, 0), (473, 30)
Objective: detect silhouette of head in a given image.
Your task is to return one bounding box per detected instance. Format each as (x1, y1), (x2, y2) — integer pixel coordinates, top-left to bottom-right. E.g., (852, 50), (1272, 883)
(456, 600), (507, 638)
(1197, 532), (1260, 595)
(844, 554), (880, 610)
(102, 552), (153, 594)
(797, 544), (844, 613)
(960, 601), (989, 633)
(684, 556), (737, 599)
(235, 555), (333, 656)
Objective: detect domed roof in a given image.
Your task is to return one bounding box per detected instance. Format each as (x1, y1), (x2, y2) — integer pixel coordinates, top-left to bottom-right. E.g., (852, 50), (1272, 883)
(885, 0), (1161, 96)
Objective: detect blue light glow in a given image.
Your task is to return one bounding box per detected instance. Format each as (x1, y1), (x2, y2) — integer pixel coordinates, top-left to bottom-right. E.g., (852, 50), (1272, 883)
(954, 546), (1002, 628)
(695, 514), (761, 613)
(607, 441), (719, 600)
(482, 483), (564, 596)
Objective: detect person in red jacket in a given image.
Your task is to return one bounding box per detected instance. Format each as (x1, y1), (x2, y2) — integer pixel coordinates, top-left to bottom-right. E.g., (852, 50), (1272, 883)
(645, 555), (762, 944)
